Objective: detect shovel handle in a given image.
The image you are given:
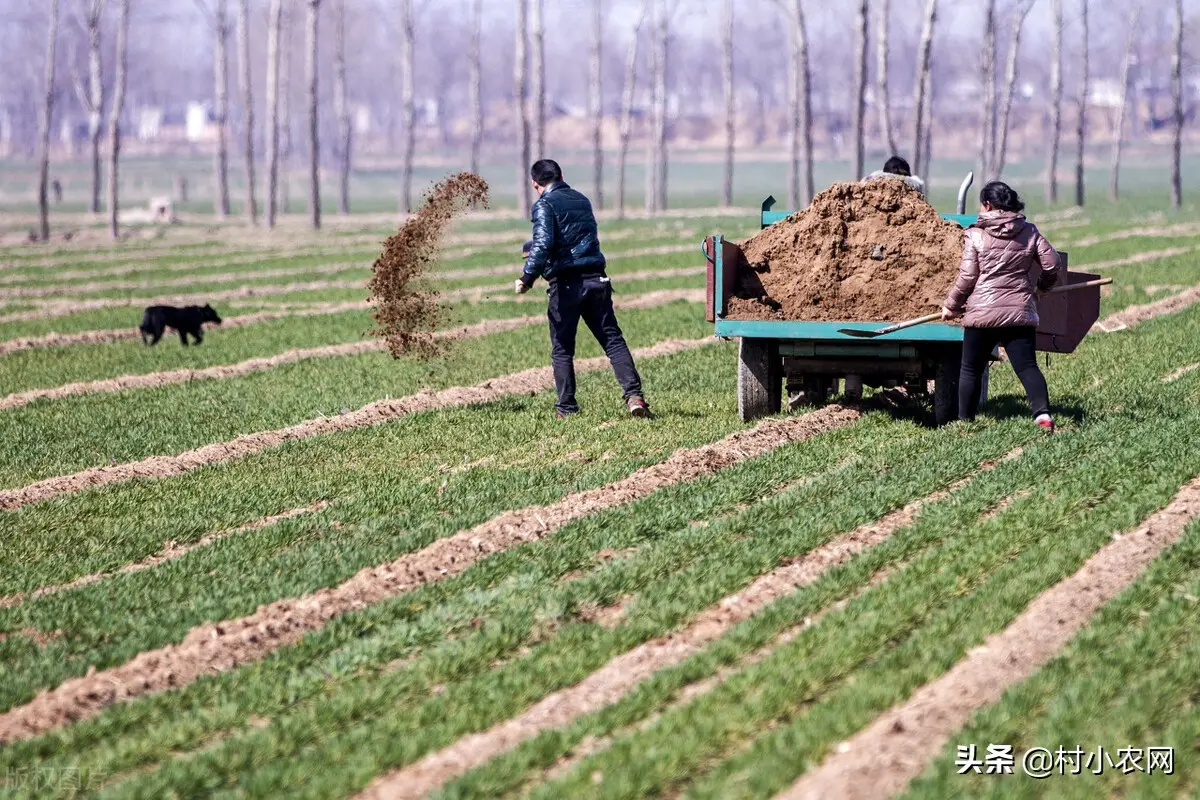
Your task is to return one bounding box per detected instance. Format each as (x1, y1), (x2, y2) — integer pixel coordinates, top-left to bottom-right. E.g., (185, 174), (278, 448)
(1044, 277), (1113, 294)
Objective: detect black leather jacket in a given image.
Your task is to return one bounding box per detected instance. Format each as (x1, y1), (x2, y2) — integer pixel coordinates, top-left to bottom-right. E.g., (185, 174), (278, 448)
(519, 182), (607, 286)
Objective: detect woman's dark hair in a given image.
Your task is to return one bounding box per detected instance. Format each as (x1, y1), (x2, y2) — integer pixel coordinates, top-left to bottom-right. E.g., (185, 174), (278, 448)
(882, 156), (911, 177)
(979, 181), (1025, 213)
(530, 159), (563, 187)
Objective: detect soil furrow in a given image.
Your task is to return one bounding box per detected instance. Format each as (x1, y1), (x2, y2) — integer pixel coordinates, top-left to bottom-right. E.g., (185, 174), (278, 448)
(1069, 222), (1200, 247)
(0, 503), (332, 610)
(0, 336), (714, 512)
(1093, 284), (1200, 332)
(1080, 245), (1197, 272)
(0, 403), (856, 745)
(355, 448), (1020, 799)
(0, 263), (371, 298)
(777, 474), (1200, 800)
(1164, 363), (1200, 382)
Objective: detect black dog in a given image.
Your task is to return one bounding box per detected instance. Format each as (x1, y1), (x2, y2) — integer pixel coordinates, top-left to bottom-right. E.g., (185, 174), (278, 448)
(139, 304), (222, 346)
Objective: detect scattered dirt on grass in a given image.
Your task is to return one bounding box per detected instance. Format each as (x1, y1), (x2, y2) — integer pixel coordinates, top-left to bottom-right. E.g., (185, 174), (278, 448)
(1164, 363), (1200, 383)
(353, 442), (1017, 799)
(0, 337), (712, 513)
(0, 628), (63, 647)
(0, 401), (852, 745)
(1093, 284), (1200, 332)
(726, 180), (964, 322)
(779, 475), (1200, 800)
(0, 503), (332, 610)
(1070, 222), (1200, 248)
(368, 173), (490, 359)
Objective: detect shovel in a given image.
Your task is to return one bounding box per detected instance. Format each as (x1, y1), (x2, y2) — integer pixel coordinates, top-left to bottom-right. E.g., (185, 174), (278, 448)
(838, 277), (1114, 339)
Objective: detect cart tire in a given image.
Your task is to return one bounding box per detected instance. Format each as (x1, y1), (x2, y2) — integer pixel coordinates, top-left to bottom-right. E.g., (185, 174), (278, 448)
(933, 346), (962, 426)
(738, 338), (782, 421)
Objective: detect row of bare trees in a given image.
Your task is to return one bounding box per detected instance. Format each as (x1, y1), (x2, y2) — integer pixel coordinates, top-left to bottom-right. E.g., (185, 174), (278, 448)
(27, 0), (1191, 238)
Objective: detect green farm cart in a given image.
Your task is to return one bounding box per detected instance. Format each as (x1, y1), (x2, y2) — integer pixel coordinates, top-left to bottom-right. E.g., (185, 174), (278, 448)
(702, 175), (1104, 424)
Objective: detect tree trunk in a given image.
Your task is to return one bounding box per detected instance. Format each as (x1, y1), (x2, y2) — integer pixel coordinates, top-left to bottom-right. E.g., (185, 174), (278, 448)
(37, 0), (61, 243)
(1170, 0), (1183, 207)
(993, 0), (1034, 178)
(306, 0), (320, 228)
(615, 6), (646, 220)
(334, 0), (351, 215)
(107, 0), (129, 240)
(851, 0), (868, 180)
(70, 1), (107, 214)
(911, 0), (936, 177)
(1074, 0), (1088, 206)
(265, 0), (283, 227)
(653, 4), (669, 211)
(399, 0), (415, 212)
(531, 0), (545, 157)
(514, 0), (531, 210)
(279, 1), (292, 214)
(644, 0), (659, 213)
(590, 0), (604, 207)
(796, 0), (813, 205)
(721, 0), (735, 206)
(979, 0), (996, 180)
(782, 0), (813, 208)
(875, 0), (897, 155)
(237, 0), (258, 224)
(468, 0), (484, 175)
(920, 67), (933, 178)
(212, 0), (232, 219)
(1045, 0), (1064, 204)
(1108, 5), (1140, 203)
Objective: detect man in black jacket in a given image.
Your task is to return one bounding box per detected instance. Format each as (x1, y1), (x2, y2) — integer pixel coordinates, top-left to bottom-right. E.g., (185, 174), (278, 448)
(516, 159), (650, 419)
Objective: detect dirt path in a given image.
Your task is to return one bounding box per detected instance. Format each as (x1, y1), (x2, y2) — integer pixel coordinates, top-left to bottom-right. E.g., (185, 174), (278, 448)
(0, 503), (331, 609)
(0, 404), (857, 745)
(0, 337), (713, 513)
(1093, 284), (1200, 332)
(1068, 222), (1200, 248)
(1163, 363), (1200, 383)
(1080, 245), (1197, 272)
(778, 475), (1200, 800)
(356, 448), (1022, 799)
(0, 290), (704, 409)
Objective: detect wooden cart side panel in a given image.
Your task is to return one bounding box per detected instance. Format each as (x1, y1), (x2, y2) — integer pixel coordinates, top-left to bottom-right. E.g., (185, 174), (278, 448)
(720, 238), (740, 318)
(704, 236), (716, 323)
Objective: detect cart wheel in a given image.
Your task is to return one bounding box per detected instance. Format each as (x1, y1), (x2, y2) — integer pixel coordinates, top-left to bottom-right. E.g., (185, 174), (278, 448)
(933, 346), (962, 426)
(738, 338), (781, 421)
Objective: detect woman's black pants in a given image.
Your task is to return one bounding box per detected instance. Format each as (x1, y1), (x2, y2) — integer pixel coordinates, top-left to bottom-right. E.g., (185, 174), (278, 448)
(958, 326), (1050, 421)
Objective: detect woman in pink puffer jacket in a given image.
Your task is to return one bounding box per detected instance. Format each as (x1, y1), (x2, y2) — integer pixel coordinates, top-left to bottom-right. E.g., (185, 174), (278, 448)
(941, 181), (1062, 431)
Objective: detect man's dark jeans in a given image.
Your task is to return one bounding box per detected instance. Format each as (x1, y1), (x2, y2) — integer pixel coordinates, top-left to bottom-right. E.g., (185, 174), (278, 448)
(547, 275), (643, 414)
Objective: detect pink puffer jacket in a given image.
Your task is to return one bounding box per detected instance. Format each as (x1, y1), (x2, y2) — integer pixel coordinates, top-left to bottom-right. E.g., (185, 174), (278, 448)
(945, 210), (1061, 328)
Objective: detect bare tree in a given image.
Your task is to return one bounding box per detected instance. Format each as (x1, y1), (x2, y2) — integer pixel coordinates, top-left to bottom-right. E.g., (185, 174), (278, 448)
(305, 0), (320, 228)
(195, 0), (233, 218)
(37, 0), (61, 242)
(1045, 0), (1064, 204)
(69, 0), (108, 214)
(851, 0), (869, 179)
(979, 0), (996, 179)
(652, 1), (674, 211)
(1074, 0), (1088, 206)
(1170, 0), (1183, 207)
(531, 0), (545, 157)
(265, 0), (283, 227)
(279, 1), (293, 214)
(778, 0), (813, 208)
(468, 0), (484, 175)
(399, 0), (415, 212)
(644, 0), (660, 213)
(920, 67), (933, 177)
(910, 0), (936, 177)
(590, 0), (604, 207)
(1108, 4), (1141, 202)
(333, 0), (351, 215)
(514, 0), (531, 209)
(615, 6), (646, 219)
(993, 0), (1035, 177)
(236, 0), (258, 224)
(875, 0), (897, 154)
(721, 0), (735, 206)
(107, 0), (129, 239)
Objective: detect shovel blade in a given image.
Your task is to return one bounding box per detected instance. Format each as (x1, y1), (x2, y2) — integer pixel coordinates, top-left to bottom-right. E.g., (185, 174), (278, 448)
(839, 327), (887, 338)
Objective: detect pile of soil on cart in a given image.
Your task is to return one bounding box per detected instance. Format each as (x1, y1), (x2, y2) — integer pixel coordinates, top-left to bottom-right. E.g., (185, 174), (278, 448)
(725, 179), (966, 322)
(369, 172), (490, 358)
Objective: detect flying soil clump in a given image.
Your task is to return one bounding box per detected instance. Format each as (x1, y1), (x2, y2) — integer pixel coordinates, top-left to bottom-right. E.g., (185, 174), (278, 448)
(726, 179), (966, 322)
(369, 172), (490, 358)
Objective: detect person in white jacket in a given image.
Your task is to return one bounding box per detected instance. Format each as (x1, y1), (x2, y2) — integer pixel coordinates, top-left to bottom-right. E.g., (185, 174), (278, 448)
(863, 156), (926, 197)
